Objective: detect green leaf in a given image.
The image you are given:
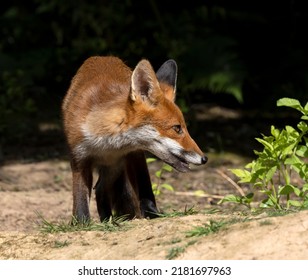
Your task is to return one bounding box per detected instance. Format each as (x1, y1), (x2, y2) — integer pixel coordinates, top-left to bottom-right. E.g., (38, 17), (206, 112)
(298, 121), (308, 133)
(279, 184), (295, 195)
(280, 142), (297, 158)
(162, 164), (173, 172)
(230, 168), (248, 177)
(218, 193), (254, 206)
(284, 154), (302, 165)
(303, 183), (308, 192)
(299, 164), (308, 180)
(285, 125), (297, 135)
(295, 145), (308, 157)
(256, 138), (274, 151)
(271, 125), (280, 139)
(287, 200), (302, 207)
(242, 192), (254, 203)
(253, 182), (264, 188)
(260, 198), (275, 208)
(277, 97), (301, 107)
(153, 189), (160, 196)
(146, 158), (157, 163)
(245, 162), (254, 169)
(251, 165), (269, 180)
(279, 185), (301, 197)
(293, 187), (301, 197)
(230, 168), (252, 182)
(161, 183), (174, 192)
(265, 166), (277, 182)
(277, 98), (304, 113)
(155, 170), (162, 178)
(302, 200), (308, 208)
(218, 194), (241, 204)
(152, 183), (159, 196)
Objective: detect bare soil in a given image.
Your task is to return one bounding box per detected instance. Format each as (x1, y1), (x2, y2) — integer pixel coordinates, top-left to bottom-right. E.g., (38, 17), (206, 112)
(1, 155), (308, 260)
(1, 104), (307, 260)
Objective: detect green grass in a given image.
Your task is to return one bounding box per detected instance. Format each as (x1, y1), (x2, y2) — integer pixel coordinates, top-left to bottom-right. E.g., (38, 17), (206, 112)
(186, 217), (248, 238)
(185, 220), (225, 237)
(36, 213), (129, 233)
(52, 240), (71, 248)
(158, 206), (198, 218)
(166, 246), (186, 260)
(259, 220), (273, 226)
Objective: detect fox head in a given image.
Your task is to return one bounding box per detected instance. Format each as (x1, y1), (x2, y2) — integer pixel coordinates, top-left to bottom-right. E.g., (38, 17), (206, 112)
(129, 59), (207, 172)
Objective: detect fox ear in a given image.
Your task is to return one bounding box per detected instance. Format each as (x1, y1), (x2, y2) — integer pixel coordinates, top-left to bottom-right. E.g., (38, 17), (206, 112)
(131, 59), (160, 105)
(156, 59), (177, 102)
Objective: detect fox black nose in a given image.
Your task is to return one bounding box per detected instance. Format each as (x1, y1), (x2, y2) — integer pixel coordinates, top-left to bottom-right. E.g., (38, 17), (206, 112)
(201, 155), (208, 164)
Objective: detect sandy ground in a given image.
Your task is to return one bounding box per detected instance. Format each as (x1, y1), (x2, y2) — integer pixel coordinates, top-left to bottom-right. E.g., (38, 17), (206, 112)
(1, 157), (308, 260)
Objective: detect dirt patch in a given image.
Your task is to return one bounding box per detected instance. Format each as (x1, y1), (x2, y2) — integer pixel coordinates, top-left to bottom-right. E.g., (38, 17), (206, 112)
(1, 212), (308, 260)
(1, 156), (308, 260)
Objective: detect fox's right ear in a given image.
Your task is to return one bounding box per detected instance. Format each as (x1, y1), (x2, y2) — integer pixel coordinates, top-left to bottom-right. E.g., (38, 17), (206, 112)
(156, 59), (177, 102)
(130, 59), (161, 106)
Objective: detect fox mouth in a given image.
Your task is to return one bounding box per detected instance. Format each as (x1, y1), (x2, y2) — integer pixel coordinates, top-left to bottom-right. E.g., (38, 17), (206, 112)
(167, 153), (191, 173)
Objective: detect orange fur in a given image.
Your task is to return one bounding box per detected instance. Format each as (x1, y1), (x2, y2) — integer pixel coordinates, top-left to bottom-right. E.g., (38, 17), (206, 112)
(62, 56), (207, 222)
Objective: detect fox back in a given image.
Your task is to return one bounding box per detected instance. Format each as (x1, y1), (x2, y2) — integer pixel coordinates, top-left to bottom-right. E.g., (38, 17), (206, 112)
(62, 56), (207, 222)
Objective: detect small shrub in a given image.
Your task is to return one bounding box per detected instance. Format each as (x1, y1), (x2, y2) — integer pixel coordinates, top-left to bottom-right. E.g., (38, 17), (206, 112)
(219, 98), (308, 210)
(146, 158), (174, 196)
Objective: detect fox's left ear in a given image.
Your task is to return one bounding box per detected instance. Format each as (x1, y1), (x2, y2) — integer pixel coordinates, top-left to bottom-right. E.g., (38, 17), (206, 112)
(156, 59), (177, 102)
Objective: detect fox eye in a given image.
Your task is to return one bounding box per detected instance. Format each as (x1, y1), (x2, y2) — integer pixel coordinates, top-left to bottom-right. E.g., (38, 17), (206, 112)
(172, 124), (183, 134)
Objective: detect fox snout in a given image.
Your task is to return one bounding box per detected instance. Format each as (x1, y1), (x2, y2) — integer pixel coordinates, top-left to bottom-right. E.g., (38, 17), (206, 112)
(184, 150), (208, 165)
(170, 150), (207, 173)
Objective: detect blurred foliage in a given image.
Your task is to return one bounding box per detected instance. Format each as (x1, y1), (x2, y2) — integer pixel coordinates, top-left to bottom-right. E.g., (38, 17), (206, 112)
(0, 0), (308, 145)
(0, 70), (37, 138)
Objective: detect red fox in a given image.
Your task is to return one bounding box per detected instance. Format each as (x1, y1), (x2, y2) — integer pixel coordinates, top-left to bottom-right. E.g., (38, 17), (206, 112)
(62, 56), (207, 222)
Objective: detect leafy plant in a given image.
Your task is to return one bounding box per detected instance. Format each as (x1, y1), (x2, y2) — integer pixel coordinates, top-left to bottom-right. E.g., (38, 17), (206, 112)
(146, 158), (174, 196)
(219, 98), (308, 210)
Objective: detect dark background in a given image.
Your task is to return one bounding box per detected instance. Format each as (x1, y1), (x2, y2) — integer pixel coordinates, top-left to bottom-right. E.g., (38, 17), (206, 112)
(1, 0), (307, 162)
